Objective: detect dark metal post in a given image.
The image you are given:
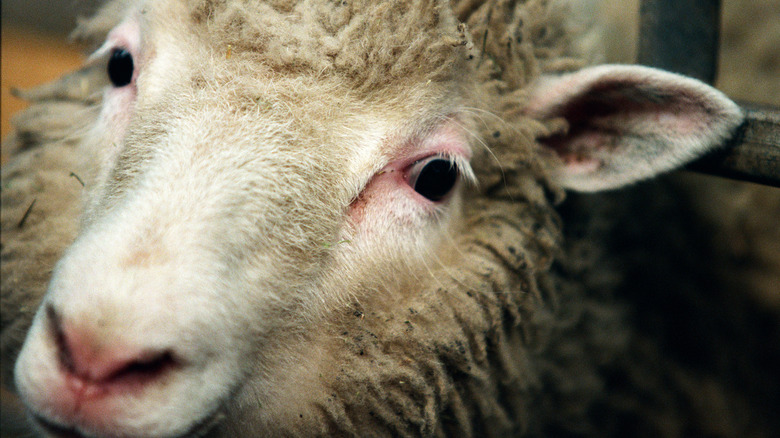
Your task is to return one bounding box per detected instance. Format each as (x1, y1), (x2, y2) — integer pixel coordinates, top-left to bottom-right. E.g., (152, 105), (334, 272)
(638, 0), (722, 84)
(688, 105), (780, 188)
(639, 0), (780, 188)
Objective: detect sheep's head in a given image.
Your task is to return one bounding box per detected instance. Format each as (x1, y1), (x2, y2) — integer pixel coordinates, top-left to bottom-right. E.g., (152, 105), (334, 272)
(12, 1), (742, 437)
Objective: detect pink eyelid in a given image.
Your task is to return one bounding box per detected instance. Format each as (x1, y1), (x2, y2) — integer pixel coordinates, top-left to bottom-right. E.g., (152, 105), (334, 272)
(363, 145), (474, 208)
(107, 17), (142, 53)
(386, 124), (472, 171)
(89, 16), (143, 77)
(388, 128), (474, 189)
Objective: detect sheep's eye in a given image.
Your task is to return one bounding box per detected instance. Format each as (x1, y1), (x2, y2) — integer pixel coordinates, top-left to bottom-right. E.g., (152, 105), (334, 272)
(411, 158), (459, 202)
(108, 48), (134, 87)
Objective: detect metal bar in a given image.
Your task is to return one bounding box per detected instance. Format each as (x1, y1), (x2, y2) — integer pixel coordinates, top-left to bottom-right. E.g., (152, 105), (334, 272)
(639, 0), (779, 187)
(638, 0), (722, 84)
(688, 104), (780, 187)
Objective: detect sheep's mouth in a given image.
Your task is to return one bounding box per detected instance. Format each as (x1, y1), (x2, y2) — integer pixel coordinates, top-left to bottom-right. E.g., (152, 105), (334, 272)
(33, 405), (225, 438)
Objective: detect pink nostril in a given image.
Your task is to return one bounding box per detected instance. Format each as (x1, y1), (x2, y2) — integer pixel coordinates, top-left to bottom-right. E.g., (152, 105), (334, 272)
(46, 305), (176, 391)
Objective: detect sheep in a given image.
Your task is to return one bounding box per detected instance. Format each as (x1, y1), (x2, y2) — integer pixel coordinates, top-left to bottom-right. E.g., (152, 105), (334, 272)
(1, 0), (777, 437)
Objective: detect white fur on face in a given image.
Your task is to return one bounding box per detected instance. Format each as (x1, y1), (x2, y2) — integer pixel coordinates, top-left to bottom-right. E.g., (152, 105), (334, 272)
(14, 3), (475, 436)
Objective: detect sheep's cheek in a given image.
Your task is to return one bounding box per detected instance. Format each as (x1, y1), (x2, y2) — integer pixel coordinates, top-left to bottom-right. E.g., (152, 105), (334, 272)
(102, 86), (137, 138)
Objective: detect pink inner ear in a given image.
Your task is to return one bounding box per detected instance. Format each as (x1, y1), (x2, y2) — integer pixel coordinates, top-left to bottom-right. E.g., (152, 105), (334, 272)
(542, 131), (606, 173)
(537, 79), (711, 165)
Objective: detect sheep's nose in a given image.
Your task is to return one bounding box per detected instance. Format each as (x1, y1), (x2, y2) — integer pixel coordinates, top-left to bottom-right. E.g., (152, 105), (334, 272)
(46, 304), (177, 395)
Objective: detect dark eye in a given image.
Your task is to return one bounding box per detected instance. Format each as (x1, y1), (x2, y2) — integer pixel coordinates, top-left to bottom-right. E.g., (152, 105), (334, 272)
(108, 48), (134, 87)
(411, 158), (459, 202)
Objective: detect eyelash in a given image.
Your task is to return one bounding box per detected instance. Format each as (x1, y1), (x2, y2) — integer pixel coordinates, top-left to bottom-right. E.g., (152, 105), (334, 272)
(407, 157), (459, 202)
(405, 153), (475, 203)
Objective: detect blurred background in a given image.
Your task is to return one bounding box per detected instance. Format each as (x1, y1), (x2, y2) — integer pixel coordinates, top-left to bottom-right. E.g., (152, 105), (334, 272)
(1, 0), (101, 149)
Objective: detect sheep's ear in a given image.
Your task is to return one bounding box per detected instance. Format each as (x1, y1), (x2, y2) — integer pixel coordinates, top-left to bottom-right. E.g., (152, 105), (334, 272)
(526, 65), (743, 192)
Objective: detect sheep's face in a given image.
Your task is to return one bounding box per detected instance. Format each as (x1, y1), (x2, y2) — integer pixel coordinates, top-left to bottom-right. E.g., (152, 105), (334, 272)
(15, 1), (478, 436)
(13, 0), (745, 436)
